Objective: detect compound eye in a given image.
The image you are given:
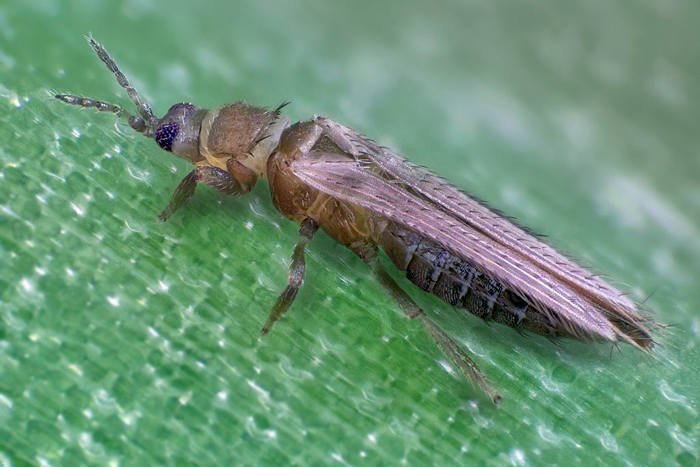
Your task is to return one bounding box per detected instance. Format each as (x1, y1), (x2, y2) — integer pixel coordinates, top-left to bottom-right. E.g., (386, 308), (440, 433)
(155, 122), (179, 152)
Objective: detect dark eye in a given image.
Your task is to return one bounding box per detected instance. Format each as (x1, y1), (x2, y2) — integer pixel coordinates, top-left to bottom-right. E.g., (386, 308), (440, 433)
(155, 122), (179, 152)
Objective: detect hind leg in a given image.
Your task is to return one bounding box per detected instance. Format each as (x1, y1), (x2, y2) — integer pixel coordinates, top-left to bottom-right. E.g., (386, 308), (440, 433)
(363, 252), (502, 405)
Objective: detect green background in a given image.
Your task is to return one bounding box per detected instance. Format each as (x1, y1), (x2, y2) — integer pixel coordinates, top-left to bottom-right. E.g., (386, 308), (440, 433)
(1, 1), (698, 466)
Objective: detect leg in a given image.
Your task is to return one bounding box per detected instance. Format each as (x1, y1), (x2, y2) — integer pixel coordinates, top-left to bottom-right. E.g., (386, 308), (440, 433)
(261, 219), (318, 337)
(157, 165), (247, 222)
(364, 254), (502, 405)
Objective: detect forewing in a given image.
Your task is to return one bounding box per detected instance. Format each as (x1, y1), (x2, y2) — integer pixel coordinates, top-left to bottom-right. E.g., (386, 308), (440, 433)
(315, 118), (652, 347)
(292, 152), (627, 344)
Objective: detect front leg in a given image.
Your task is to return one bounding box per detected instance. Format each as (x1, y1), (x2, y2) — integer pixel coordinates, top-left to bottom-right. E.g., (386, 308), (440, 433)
(261, 218), (318, 337)
(157, 162), (254, 222)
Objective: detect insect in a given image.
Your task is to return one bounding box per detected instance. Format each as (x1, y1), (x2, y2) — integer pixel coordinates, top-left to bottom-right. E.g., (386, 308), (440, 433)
(56, 37), (655, 404)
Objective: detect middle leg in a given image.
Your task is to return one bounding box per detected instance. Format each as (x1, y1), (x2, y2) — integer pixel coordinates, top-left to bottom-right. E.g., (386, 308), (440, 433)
(260, 218), (318, 337)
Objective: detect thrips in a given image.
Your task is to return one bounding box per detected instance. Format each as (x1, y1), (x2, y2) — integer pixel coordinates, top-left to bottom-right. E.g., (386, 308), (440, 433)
(56, 37), (656, 404)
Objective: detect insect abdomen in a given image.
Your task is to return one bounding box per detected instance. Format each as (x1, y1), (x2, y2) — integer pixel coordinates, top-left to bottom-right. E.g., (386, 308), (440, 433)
(378, 223), (559, 336)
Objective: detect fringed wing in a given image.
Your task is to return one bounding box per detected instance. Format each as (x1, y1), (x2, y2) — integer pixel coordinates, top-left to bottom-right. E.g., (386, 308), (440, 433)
(292, 145), (652, 348)
(314, 119), (653, 348)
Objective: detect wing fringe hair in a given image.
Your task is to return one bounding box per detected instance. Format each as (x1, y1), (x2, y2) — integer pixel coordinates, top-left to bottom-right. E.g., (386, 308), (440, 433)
(297, 119), (655, 349)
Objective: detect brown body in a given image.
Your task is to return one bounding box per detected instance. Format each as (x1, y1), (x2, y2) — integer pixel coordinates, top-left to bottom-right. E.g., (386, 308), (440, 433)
(188, 105), (651, 345)
(56, 38), (654, 403)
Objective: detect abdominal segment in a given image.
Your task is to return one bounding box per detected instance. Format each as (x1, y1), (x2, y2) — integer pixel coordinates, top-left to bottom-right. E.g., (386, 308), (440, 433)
(377, 222), (566, 338)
